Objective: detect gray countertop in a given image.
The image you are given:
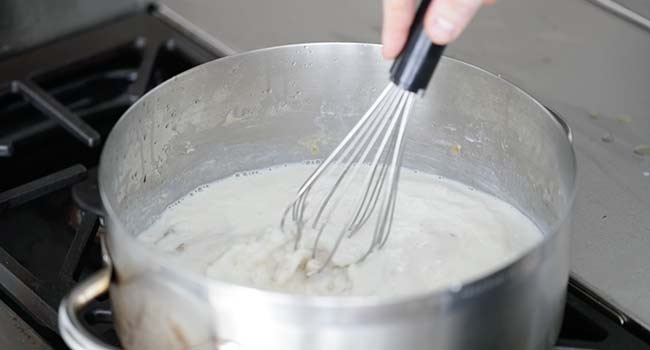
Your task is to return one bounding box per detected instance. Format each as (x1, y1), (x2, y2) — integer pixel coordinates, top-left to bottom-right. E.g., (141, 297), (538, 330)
(0, 299), (50, 349)
(159, 0), (650, 327)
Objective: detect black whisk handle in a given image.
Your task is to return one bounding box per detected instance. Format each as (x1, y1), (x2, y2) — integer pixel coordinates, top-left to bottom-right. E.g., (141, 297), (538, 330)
(389, 0), (446, 92)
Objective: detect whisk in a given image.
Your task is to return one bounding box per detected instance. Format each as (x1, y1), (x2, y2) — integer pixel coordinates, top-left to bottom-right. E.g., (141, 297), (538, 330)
(281, 0), (445, 274)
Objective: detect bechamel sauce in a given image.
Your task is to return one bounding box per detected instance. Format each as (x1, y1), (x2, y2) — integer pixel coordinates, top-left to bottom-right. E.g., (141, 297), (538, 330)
(139, 163), (543, 296)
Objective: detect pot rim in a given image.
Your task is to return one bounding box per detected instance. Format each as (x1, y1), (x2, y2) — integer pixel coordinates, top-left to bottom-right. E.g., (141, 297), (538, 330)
(98, 42), (577, 309)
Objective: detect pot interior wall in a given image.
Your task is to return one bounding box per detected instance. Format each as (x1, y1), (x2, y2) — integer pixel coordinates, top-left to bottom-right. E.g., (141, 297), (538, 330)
(100, 44), (575, 243)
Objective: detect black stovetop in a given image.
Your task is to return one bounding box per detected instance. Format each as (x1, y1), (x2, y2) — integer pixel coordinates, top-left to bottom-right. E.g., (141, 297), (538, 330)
(0, 6), (649, 350)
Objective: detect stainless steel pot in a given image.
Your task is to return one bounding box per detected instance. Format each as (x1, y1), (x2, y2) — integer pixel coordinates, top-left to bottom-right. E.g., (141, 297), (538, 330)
(59, 43), (577, 350)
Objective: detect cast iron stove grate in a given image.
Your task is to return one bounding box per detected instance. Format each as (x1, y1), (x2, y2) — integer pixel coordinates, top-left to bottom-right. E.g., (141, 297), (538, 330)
(0, 6), (220, 348)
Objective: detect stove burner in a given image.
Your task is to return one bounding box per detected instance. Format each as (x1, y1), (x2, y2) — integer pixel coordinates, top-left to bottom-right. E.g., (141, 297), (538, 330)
(0, 165), (98, 347)
(71, 168), (104, 217)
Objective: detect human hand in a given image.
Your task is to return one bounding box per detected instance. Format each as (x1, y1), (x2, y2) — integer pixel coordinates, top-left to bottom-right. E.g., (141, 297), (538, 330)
(382, 0), (495, 58)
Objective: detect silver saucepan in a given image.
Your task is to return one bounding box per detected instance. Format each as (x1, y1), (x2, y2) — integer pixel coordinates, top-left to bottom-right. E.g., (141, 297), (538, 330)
(59, 43), (576, 350)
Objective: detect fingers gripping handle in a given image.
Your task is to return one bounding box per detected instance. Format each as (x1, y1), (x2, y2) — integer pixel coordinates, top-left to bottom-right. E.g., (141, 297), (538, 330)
(389, 0), (446, 92)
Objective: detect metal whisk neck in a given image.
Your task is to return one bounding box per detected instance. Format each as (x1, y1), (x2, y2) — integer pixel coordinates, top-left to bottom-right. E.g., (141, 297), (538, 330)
(281, 83), (416, 275)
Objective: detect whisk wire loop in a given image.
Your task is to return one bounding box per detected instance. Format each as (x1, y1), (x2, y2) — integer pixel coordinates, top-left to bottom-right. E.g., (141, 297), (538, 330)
(281, 82), (417, 274)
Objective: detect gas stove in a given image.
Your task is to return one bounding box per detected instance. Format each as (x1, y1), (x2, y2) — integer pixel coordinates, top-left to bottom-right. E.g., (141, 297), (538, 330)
(0, 6), (649, 350)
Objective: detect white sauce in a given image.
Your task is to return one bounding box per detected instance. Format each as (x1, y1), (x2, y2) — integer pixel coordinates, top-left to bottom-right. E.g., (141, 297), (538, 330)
(139, 163), (543, 297)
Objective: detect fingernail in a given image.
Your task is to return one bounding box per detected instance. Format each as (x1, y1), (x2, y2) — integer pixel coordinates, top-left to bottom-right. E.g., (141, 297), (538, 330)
(429, 17), (455, 44)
